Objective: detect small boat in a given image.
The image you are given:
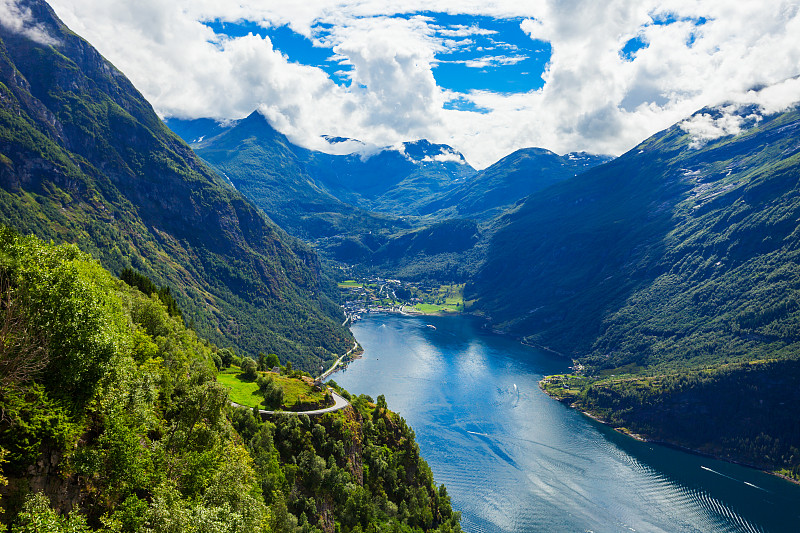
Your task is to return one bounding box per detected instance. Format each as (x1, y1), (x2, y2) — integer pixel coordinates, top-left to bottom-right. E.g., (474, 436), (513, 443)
(426, 324), (436, 330)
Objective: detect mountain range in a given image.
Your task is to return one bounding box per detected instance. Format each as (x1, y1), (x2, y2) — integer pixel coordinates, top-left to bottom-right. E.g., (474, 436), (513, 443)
(168, 111), (609, 280)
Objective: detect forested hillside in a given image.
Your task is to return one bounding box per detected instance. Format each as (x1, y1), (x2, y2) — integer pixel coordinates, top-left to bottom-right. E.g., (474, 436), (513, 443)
(0, 228), (461, 532)
(0, 0), (352, 370)
(470, 103), (800, 475)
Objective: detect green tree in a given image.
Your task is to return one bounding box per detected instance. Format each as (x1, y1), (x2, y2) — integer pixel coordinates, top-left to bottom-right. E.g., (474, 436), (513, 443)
(265, 353), (281, 369)
(13, 493), (91, 533)
(242, 358), (258, 381)
(258, 375), (284, 409)
(218, 348), (235, 368)
(376, 394), (388, 411)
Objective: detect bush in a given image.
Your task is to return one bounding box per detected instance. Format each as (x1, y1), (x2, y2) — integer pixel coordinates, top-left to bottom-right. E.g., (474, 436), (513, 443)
(241, 358), (258, 381)
(257, 375), (284, 409)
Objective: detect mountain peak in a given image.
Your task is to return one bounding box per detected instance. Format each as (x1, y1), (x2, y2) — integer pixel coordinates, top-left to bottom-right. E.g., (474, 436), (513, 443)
(401, 139), (468, 165)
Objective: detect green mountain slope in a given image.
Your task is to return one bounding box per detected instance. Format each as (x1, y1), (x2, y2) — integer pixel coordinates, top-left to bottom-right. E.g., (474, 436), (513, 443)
(468, 103), (800, 474)
(181, 113), (477, 220)
(174, 114), (609, 283)
(183, 114), (486, 279)
(0, 0), (352, 370)
(309, 139), (476, 216)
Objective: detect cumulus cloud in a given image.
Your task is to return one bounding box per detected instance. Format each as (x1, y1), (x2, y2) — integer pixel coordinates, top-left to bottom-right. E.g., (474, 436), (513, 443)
(421, 151), (466, 164)
(46, 0), (800, 168)
(0, 0), (59, 45)
(679, 107), (753, 148)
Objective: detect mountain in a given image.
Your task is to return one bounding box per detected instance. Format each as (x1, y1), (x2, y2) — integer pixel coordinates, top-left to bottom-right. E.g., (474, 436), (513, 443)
(308, 139), (476, 215)
(467, 102), (800, 473)
(185, 111), (406, 241)
(430, 148), (612, 220)
(179, 113), (487, 279)
(0, 0), (352, 370)
(164, 116), (232, 145)
(188, 112), (477, 219)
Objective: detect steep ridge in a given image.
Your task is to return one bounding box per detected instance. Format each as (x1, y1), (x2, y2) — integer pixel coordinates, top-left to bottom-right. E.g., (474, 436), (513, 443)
(468, 103), (800, 474)
(469, 104), (800, 366)
(0, 0), (352, 369)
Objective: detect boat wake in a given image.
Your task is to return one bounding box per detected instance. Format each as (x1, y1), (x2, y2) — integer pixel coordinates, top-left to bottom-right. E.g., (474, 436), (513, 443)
(700, 466), (769, 492)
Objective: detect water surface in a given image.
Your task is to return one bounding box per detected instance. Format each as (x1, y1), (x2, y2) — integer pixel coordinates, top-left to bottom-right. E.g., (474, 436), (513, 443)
(330, 313), (800, 533)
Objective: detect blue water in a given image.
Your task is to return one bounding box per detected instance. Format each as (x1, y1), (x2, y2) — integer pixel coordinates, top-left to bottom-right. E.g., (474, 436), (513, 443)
(329, 314), (800, 533)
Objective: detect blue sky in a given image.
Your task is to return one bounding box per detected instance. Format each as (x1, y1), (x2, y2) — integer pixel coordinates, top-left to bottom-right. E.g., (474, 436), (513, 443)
(45, 1), (800, 169)
(205, 12), (552, 113)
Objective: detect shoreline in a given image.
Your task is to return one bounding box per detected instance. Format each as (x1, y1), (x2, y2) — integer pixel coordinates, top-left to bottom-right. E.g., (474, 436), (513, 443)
(539, 384), (800, 487)
(318, 340), (361, 381)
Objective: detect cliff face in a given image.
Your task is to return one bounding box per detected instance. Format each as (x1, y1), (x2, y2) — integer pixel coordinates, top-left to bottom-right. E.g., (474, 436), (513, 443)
(0, 0), (352, 368)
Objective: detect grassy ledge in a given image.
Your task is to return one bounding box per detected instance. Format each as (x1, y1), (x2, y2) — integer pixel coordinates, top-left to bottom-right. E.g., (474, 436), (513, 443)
(217, 365), (328, 411)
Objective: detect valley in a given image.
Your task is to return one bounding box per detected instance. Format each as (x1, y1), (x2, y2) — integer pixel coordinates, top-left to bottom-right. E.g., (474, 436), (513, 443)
(178, 96), (800, 483)
(2, 0), (800, 531)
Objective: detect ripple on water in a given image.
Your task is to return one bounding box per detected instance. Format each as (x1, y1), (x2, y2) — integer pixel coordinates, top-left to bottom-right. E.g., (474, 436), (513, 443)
(338, 315), (800, 533)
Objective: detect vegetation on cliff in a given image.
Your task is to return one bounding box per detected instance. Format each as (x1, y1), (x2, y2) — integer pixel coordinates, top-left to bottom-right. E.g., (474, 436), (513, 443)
(0, 228), (460, 532)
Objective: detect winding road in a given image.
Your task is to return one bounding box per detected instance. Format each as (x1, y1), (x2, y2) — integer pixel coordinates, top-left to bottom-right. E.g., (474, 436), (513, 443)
(317, 340), (359, 381)
(229, 342), (357, 416)
(230, 389), (349, 416)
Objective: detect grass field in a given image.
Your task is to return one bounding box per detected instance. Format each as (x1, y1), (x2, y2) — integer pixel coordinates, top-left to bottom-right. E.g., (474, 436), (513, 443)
(413, 303), (451, 314)
(337, 280), (363, 288)
(413, 284), (465, 314)
(217, 366), (327, 409)
(217, 367), (261, 408)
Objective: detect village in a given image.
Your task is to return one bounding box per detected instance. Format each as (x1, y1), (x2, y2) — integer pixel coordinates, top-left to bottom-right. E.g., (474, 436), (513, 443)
(337, 277), (466, 323)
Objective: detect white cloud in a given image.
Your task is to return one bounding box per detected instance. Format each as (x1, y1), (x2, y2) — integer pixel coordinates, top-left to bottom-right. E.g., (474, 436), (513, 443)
(462, 54), (527, 68)
(0, 0), (59, 45)
(680, 77), (800, 148)
(435, 24), (497, 38)
(46, 0), (800, 169)
(421, 151), (466, 164)
(679, 107), (751, 148)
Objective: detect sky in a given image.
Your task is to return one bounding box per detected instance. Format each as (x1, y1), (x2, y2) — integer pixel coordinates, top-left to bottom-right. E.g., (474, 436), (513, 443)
(27, 1), (800, 168)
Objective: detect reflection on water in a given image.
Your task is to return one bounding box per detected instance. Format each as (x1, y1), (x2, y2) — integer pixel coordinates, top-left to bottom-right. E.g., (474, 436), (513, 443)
(330, 314), (800, 533)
